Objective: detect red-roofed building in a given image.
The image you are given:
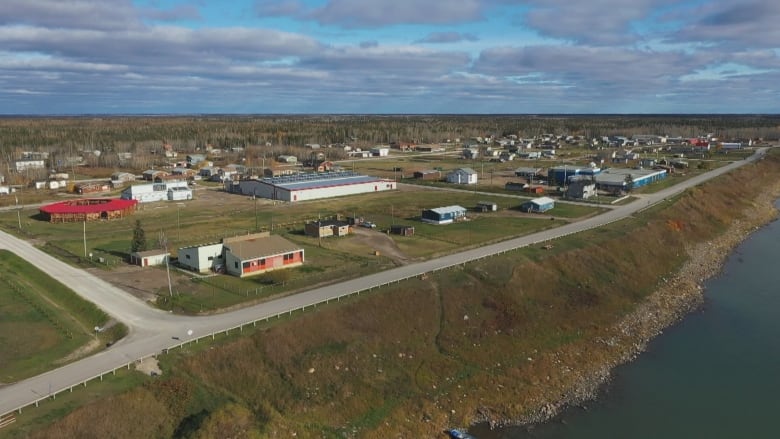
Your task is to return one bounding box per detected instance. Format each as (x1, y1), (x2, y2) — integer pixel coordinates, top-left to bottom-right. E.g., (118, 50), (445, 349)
(39, 198), (138, 223)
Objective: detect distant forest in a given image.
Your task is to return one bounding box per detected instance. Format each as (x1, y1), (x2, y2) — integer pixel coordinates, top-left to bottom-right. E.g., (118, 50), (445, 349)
(1, 115), (778, 178)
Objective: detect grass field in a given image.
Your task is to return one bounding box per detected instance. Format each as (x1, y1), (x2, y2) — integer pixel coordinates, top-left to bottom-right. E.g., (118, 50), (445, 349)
(0, 250), (122, 383)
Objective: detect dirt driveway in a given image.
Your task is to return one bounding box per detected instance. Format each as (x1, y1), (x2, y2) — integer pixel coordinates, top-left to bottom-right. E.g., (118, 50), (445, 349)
(350, 226), (411, 265)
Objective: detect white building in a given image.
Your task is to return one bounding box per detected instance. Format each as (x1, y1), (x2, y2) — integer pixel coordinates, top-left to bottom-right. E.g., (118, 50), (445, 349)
(15, 160), (45, 172)
(370, 147), (390, 157)
(228, 171), (396, 203)
(177, 243), (224, 273)
(446, 168), (478, 185)
(130, 249), (170, 267)
(120, 181), (192, 203)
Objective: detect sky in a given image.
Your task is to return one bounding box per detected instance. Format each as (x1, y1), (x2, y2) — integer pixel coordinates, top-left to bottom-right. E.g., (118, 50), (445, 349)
(0, 0), (778, 114)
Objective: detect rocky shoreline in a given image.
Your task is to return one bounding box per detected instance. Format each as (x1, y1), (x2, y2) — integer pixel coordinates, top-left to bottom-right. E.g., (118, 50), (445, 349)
(484, 182), (780, 430)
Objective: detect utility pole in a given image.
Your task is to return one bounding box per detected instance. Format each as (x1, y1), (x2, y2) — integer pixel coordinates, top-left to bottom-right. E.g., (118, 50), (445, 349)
(83, 220), (87, 257)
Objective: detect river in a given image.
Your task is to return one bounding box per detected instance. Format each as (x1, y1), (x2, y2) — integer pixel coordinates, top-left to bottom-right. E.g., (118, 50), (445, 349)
(471, 209), (780, 439)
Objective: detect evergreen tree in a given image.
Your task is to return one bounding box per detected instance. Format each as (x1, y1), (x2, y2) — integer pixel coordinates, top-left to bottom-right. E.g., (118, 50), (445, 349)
(131, 220), (147, 252)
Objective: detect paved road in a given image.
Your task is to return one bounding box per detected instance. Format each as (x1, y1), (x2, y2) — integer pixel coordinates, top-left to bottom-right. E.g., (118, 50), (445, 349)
(0, 148), (768, 416)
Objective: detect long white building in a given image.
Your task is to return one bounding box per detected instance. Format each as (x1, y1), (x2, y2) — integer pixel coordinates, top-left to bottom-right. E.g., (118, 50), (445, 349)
(120, 181), (192, 203)
(227, 171), (396, 202)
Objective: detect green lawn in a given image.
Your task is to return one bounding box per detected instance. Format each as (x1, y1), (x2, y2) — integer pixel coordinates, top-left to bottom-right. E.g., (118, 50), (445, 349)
(0, 250), (120, 383)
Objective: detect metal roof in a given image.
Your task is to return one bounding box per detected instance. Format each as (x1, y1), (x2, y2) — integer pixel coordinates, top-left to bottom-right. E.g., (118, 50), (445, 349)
(259, 171), (389, 191)
(428, 205), (467, 215)
(528, 197), (555, 206)
(594, 168), (666, 184)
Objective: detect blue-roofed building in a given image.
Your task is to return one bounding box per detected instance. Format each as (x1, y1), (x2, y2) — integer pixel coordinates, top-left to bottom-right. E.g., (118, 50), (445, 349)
(520, 197), (555, 213)
(421, 205), (467, 225)
(227, 171), (396, 202)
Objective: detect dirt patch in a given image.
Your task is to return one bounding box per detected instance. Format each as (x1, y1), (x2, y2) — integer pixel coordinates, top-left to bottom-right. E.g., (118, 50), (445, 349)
(135, 357), (162, 376)
(54, 337), (102, 365)
(351, 227), (411, 265)
(86, 264), (192, 302)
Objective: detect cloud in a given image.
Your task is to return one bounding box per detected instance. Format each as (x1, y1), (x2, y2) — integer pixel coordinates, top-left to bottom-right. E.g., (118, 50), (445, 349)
(416, 32), (478, 44)
(519, 0), (678, 45)
(0, 0), (142, 31)
(255, 0), (306, 18)
(670, 1), (780, 48)
(140, 4), (202, 22)
(308, 0), (484, 28)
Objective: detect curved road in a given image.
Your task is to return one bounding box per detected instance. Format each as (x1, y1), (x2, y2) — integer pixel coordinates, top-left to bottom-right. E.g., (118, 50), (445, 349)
(0, 148), (768, 416)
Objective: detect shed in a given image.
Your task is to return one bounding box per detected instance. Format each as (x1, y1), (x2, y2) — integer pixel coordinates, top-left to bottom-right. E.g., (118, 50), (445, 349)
(305, 220), (351, 238)
(130, 249), (170, 267)
(389, 225), (415, 236)
(476, 201), (497, 212)
(521, 197), (555, 213)
(413, 170), (441, 180)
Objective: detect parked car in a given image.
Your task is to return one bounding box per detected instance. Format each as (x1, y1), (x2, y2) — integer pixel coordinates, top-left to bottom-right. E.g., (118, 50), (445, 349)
(360, 221), (376, 229)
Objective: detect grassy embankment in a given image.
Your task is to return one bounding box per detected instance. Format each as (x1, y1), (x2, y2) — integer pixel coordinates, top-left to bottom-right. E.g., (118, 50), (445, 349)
(0, 187), (600, 314)
(0, 250), (125, 383)
(7, 152), (779, 438)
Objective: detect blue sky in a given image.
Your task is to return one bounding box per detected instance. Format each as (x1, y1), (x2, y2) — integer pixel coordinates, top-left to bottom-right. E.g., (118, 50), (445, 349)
(0, 0), (778, 114)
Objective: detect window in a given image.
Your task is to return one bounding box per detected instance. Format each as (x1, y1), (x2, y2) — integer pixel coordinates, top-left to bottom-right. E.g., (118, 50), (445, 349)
(260, 258), (266, 265)
(207, 256), (213, 261)
(234, 262), (239, 269)
(185, 254), (191, 259)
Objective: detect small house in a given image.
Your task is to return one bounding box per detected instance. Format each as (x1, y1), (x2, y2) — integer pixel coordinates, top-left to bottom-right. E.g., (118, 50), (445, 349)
(446, 168), (478, 185)
(566, 178), (597, 200)
(370, 147), (390, 157)
(520, 197), (555, 213)
(421, 205), (467, 225)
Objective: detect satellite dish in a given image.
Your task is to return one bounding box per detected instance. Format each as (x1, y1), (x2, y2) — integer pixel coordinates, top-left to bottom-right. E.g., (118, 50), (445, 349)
(187, 329), (193, 336)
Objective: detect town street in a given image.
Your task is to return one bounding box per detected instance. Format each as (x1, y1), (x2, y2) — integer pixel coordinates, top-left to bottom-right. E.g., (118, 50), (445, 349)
(0, 148), (767, 417)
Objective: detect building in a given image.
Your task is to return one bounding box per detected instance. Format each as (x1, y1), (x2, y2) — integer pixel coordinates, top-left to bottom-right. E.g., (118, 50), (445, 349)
(186, 154), (207, 167)
(721, 142), (743, 150)
(389, 225), (415, 236)
(121, 181), (192, 203)
(413, 170), (441, 180)
(14, 159), (45, 172)
(223, 233), (304, 278)
(370, 147), (390, 157)
(593, 168), (667, 194)
(111, 172), (136, 184)
(421, 205), (467, 225)
(130, 249), (170, 267)
(178, 242), (224, 273)
(446, 168), (478, 185)
(277, 155), (298, 164)
(227, 171), (396, 202)
(142, 169), (168, 181)
(39, 198), (138, 223)
(520, 197), (555, 213)
(476, 201), (497, 212)
(566, 177), (597, 199)
(305, 220), (351, 238)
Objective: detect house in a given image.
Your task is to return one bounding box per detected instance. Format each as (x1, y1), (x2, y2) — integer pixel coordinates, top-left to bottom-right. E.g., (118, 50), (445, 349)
(186, 154), (207, 167)
(476, 201), (497, 212)
(446, 168), (478, 185)
(721, 142), (743, 150)
(130, 249), (170, 267)
(75, 182), (111, 194)
(178, 242), (225, 273)
(142, 169), (168, 181)
(462, 148), (479, 159)
(421, 205), (467, 225)
(304, 220), (351, 238)
(111, 172), (135, 184)
(413, 169), (441, 180)
(370, 147), (390, 157)
(389, 225), (415, 236)
(277, 155), (298, 164)
(521, 197), (555, 213)
(566, 177), (597, 200)
(223, 233), (304, 278)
